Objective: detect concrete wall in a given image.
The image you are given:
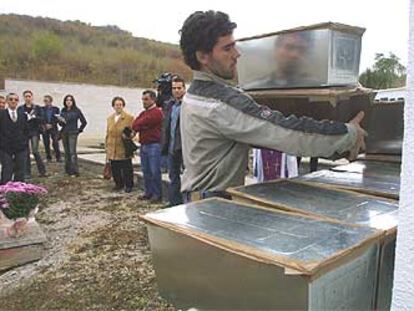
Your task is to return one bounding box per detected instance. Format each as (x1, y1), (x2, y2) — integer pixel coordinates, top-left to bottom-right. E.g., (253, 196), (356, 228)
(392, 1), (414, 309)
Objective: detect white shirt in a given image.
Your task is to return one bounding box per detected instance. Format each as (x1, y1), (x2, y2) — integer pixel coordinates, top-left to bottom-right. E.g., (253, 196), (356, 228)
(7, 108), (18, 121)
(114, 113), (121, 123)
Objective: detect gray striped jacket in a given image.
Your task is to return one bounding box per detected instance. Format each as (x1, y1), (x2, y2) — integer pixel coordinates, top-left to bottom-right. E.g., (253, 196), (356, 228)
(180, 70), (357, 192)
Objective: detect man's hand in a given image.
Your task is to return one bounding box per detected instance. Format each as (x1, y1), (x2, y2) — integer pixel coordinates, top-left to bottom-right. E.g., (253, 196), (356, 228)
(45, 124), (53, 130)
(56, 115), (66, 123)
(347, 111), (367, 161)
(26, 111), (36, 120)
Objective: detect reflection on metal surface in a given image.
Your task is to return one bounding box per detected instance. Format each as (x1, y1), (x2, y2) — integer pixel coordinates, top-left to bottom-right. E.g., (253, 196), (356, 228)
(365, 101), (404, 155)
(331, 160), (401, 176)
(237, 23), (364, 90)
(296, 169), (400, 199)
(229, 179), (397, 310)
(377, 238), (396, 311)
(145, 199), (378, 264)
(230, 180), (398, 231)
(359, 154), (401, 163)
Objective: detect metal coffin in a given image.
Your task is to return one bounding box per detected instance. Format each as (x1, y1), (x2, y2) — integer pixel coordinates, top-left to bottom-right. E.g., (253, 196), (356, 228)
(295, 160), (401, 199)
(365, 101), (404, 155)
(228, 180), (398, 310)
(237, 22), (364, 90)
(141, 198), (382, 310)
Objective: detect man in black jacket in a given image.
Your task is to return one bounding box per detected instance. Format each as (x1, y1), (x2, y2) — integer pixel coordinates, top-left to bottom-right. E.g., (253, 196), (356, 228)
(41, 95), (61, 162)
(155, 72), (174, 174)
(0, 93), (29, 183)
(161, 76), (185, 206)
(17, 90), (46, 178)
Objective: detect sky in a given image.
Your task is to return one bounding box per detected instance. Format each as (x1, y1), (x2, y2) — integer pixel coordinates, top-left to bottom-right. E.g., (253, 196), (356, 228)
(0, 0), (409, 71)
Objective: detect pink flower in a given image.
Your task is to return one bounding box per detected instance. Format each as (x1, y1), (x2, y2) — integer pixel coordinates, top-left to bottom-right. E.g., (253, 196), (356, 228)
(0, 182), (47, 211)
(0, 182), (47, 195)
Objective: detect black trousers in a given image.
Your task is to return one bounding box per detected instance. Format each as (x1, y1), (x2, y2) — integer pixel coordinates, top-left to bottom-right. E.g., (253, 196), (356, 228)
(42, 128), (61, 161)
(110, 159), (134, 189)
(297, 156), (319, 173)
(0, 149), (27, 184)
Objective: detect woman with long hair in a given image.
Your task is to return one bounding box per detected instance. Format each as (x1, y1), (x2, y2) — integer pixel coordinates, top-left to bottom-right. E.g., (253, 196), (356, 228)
(58, 94), (87, 176)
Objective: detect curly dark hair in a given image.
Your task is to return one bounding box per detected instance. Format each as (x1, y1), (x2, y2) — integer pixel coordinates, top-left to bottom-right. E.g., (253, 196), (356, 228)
(179, 11), (237, 70)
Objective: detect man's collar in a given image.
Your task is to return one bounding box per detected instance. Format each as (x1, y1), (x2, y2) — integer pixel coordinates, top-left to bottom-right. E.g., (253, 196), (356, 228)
(193, 70), (232, 86)
(145, 104), (157, 111)
(7, 107), (17, 115)
(173, 98), (183, 105)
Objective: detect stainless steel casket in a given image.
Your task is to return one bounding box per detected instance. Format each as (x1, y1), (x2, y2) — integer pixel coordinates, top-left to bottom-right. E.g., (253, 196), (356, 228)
(295, 160), (401, 199)
(365, 100), (404, 155)
(237, 22), (365, 90)
(228, 180), (398, 310)
(237, 24), (371, 131)
(141, 198), (383, 310)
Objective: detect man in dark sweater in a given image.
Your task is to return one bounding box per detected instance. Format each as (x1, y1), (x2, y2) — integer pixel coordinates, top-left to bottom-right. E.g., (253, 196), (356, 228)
(0, 93), (29, 183)
(132, 90), (164, 203)
(41, 95), (61, 162)
(162, 76), (185, 206)
(17, 90), (46, 178)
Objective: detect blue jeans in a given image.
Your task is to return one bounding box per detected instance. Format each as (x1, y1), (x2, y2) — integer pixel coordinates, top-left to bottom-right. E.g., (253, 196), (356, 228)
(26, 135), (46, 176)
(168, 152), (183, 206)
(140, 143), (162, 199)
(42, 128), (61, 161)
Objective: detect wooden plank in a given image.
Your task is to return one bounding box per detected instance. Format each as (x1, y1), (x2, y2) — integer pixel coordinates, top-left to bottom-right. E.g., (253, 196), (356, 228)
(0, 244), (44, 271)
(248, 85), (372, 100)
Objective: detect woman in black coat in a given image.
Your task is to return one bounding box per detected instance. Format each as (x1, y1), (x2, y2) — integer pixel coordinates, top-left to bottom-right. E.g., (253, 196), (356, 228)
(58, 94), (87, 176)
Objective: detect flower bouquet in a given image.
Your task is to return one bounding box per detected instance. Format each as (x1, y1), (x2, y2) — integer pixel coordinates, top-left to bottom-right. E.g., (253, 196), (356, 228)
(0, 182), (47, 237)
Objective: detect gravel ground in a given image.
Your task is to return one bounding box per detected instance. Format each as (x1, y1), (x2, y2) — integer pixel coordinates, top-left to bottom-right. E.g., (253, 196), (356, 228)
(0, 162), (174, 311)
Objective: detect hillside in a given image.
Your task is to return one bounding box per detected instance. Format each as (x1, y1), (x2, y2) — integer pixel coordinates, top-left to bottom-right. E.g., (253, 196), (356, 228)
(0, 14), (191, 87)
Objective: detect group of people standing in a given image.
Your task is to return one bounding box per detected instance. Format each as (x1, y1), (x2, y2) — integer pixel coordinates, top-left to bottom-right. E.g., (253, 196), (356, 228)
(105, 75), (185, 206)
(0, 75), (185, 207)
(0, 91), (87, 184)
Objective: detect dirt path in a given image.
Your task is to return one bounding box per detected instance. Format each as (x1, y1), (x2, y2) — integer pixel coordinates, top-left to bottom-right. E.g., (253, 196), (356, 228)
(0, 162), (174, 310)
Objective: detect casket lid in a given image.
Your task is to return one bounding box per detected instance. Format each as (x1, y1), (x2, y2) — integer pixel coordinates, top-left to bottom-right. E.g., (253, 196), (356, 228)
(228, 179), (398, 234)
(238, 22), (365, 42)
(296, 167), (400, 200)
